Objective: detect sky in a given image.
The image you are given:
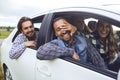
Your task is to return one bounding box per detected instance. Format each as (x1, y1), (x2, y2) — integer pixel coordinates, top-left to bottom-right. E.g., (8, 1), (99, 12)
(0, 0), (119, 27)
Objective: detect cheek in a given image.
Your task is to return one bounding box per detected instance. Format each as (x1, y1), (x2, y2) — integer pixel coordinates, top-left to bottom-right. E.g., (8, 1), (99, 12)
(22, 30), (28, 34)
(31, 27), (34, 31)
(55, 31), (59, 36)
(55, 31), (61, 37)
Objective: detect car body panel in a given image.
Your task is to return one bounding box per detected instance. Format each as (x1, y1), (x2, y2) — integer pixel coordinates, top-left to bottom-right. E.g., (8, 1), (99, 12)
(1, 29), (37, 80)
(36, 59), (115, 80)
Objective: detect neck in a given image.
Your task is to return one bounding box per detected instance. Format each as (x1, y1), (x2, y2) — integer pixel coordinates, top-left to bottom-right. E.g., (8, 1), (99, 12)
(68, 38), (74, 46)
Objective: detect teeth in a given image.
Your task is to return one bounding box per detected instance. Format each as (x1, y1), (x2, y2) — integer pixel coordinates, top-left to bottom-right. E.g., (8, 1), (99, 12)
(101, 31), (106, 34)
(102, 32), (106, 34)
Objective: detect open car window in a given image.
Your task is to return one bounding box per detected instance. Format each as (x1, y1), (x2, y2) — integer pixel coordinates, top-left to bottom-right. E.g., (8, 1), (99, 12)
(45, 11), (120, 79)
(12, 15), (44, 42)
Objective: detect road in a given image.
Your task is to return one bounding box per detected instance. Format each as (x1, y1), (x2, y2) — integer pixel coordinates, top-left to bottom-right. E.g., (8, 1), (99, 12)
(0, 39), (4, 46)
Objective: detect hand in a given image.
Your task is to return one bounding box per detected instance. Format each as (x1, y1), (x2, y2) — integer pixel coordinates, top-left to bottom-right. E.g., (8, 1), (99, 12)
(59, 25), (77, 36)
(70, 26), (77, 36)
(72, 52), (80, 60)
(24, 41), (36, 47)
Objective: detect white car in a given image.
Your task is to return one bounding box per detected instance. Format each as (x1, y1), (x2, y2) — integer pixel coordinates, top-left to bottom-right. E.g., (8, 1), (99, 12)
(1, 5), (120, 80)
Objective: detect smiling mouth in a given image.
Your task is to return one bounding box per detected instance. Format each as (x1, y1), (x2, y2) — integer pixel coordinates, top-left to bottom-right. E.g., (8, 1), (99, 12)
(28, 31), (34, 34)
(100, 31), (108, 35)
(62, 30), (71, 40)
(62, 30), (71, 35)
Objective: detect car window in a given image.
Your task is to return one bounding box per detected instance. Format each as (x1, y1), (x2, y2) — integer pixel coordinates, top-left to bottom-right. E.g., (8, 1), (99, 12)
(47, 12), (119, 78)
(12, 26), (40, 43)
(34, 23), (41, 29)
(12, 15), (44, 43)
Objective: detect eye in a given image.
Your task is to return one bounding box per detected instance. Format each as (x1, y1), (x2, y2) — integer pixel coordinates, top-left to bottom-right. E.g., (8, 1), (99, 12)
(24, 27), (28, 30)
(106, 25), (110, 28)
(56, 27), (61, 32)
(30, 25), (33, 28)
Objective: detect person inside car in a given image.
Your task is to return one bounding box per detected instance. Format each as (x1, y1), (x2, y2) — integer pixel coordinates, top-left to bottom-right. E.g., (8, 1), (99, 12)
(37, 17), (106, 68)
(71, 17), (94, 37)
(37, 17), (80, 61)
(9, 17), (38, 59)
(88, 20), (120, 72)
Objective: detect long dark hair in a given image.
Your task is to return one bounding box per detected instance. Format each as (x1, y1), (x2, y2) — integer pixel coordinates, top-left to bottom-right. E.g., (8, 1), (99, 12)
(17, 17), (33, 32)
(97, 20), (119, 61)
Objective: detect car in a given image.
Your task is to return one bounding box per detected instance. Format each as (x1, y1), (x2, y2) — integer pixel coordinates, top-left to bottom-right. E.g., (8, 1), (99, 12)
(1, 5), (120, 80)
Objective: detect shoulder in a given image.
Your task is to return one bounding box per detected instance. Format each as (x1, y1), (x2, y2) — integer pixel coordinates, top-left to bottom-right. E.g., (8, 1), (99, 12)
(41, 39), (58, 46)
(14, 33), (27, 42)
(15, 33), (25, 39)
(17, 33), (24, 37)
(48, 39), (58, 45)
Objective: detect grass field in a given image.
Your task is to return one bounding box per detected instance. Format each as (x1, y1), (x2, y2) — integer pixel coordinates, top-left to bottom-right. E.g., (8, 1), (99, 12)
(0, 28), (12, 39)
(0, 66), (4, 80)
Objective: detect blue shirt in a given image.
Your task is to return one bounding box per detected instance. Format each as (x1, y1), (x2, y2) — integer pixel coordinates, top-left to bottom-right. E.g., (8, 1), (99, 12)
(57, 35), (87, 63)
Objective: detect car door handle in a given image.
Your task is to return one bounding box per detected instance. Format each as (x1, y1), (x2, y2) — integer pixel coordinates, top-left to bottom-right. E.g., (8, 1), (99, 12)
(37, 65), (51, 77)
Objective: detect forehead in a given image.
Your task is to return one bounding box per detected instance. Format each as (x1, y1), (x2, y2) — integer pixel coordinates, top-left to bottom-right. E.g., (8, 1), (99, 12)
(22, 21), (32, 28)
(54, 18), (68, 24)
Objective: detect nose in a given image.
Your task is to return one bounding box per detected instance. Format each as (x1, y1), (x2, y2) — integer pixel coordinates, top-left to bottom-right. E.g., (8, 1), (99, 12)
(28, 27), (32, 31)
(100, 25), (105, 30)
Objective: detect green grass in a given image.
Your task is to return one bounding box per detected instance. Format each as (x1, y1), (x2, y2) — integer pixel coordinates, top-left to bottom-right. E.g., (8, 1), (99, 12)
(0, 65), (4, 80)
(0, 29), (13, 39)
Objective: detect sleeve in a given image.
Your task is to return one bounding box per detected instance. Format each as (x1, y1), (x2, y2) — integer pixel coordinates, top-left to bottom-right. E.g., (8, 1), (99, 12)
(86, 38), (106, 69)
(37, 40), (74, 60)
(9, 35), (26, 59)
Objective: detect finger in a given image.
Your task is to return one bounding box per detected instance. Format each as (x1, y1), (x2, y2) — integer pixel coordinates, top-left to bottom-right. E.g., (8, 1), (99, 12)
(32, 44), (36, 47)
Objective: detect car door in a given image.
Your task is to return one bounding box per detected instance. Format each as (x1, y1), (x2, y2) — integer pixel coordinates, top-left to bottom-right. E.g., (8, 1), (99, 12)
(10, 48), (37, 80)
(1, 28), (37, 80)
(35, 14), (116, 80)
(36, 58), (117, 80)
(35, 7), (120, 80)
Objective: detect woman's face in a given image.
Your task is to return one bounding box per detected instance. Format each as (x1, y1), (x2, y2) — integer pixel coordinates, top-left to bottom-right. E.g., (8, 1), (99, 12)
(97, 22), (110, 39)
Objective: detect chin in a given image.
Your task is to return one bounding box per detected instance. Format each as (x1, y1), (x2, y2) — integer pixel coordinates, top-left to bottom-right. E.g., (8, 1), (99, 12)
(64, 38), (71, 42)
(100, 34), (107, 38)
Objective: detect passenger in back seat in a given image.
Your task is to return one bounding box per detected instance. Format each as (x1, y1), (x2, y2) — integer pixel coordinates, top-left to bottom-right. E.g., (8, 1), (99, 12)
(88, 20), (120, 72)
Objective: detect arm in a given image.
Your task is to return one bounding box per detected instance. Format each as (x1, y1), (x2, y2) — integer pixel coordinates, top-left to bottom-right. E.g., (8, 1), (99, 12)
(37, 40), (75, 60)
(69, 25), (77, 36)
(85, 38), (106, 69)
(9, 34), (27, 59)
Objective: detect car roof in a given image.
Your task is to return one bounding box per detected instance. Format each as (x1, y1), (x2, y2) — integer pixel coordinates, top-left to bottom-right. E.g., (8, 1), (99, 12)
(32, 4), (120, 16)
(32, 5), (120, 24)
